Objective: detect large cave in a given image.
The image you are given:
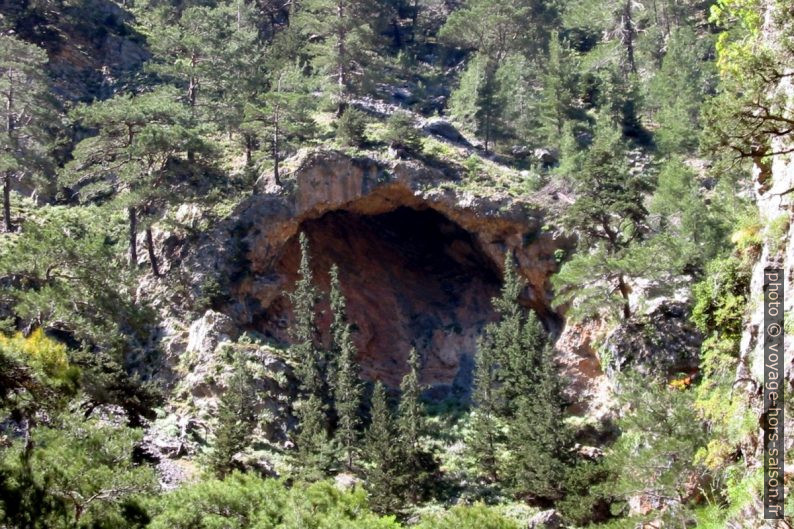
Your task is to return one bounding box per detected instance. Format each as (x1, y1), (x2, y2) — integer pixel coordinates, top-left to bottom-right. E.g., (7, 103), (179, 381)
(203, 151), (570, 396)
(255, 206), (504, 393)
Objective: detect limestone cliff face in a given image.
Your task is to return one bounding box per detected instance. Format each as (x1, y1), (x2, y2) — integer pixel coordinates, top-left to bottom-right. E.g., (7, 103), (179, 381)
(732, 1), (794, 524)
(184, 150), (574, 395)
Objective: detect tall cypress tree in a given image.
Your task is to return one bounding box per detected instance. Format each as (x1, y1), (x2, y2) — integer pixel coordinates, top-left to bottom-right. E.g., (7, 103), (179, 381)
(333, 324), (361, 471)
(328, 264), (347, 387)
(289, 233), (332, 480)
(505, 342), (571, 501)
(396, 347), (435, 503)
(397, 348), (423, 459)
(490, 253), (533, 415)
(289, 233), (323, 396)
(469, 254), (572, 499)
(364, 381), (402, 514)
(467, 334), (502, 482)
(294, 393), (334, 481)
(328, 264), (362, 471)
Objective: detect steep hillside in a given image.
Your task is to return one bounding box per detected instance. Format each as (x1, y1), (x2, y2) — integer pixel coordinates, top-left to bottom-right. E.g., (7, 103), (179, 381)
(0, 0), (791, 528)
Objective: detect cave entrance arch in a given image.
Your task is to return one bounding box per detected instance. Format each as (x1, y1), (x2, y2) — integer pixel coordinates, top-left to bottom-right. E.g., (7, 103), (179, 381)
(258, 206), (504, 396)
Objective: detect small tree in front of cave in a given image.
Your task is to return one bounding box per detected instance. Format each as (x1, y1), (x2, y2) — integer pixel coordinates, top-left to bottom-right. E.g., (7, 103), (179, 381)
(208, 351), (257, 478)
(467, 333), (503, 482)
(396, 348), (435, 503)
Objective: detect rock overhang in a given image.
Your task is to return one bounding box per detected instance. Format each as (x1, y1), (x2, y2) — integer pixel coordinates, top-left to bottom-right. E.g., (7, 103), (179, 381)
(190, 149), (574, 392)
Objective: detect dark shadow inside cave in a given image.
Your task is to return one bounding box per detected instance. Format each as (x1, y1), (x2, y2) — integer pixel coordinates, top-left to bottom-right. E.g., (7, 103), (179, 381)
(257, 206), (504, 397)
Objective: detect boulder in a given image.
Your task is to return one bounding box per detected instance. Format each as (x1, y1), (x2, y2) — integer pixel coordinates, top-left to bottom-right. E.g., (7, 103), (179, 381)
(604, 301), (702, 379)
(174, 203), (203, 229)
(511, 145), (532, 159)
(186, 310), (240, 357)
(533, 148), (558, 166)
(528, 509), (564, 529)
(422, 117), (470, 145)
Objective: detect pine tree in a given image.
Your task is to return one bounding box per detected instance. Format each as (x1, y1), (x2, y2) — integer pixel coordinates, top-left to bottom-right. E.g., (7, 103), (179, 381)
(328, 265), (362, 471)
(242, 65), (317, 180)
(504, 343), (571, 502)
(397, 348), (428, 502)
(364, 381), (402, 514)
(538, 32), (578, 150)
(440, 0), (559, 152)
(65, 86), (206, 275)
(208, 352), (257, 478)
(2, 411), (157, 528)
(293, 0), (380, 114)
(289, 233), (323, 396)
(467, 334), (502, 482)
(552, 115), (653, 321)
(0, 205), (139, 352)
(0, 35), (56, 232)
(605, 373), (707, 528)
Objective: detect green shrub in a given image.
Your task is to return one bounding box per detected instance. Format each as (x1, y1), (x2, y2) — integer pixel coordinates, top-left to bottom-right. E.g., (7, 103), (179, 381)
(416, 504), (520, 529)
(691, 256), (750, 341)
(766, 213), (790, 254)
(383, 111), (421, 151)
(336, 107), (369, 147)
(148, 476), (400, 529)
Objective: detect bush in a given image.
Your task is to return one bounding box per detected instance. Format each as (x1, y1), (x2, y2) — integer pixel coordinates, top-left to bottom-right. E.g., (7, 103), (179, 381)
(336, 107), (369, 147)
(557, 460), (616, 526)
(416, 504), (520, 529)
(691, 256), (750, 341)
(149, 475), (400, 529)
(383, 111), (421, 151)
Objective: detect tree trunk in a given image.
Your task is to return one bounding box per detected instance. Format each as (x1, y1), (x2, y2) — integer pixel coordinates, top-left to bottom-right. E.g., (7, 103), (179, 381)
(244, 134), (253, 167)
(3, 172), (12, 232)
(617, 274), (631, 319)
(5, 82), (14, 233)
(335, 1), (347, 117)
(410, 0), (419, 45)
(145, 227), (160, 277)
(128, 206), (138, 267)
(272, 116), (280, 186)
(623, 0), (637, 74)
(187, 64), (198, 162)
